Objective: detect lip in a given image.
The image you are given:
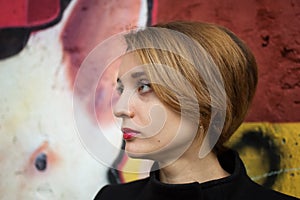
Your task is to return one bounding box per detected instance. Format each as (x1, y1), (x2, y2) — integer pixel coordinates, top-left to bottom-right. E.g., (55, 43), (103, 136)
(121, 128), (140, 140)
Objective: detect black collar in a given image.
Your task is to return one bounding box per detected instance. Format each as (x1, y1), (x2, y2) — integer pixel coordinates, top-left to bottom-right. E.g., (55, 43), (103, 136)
(139, 150), (250, 200)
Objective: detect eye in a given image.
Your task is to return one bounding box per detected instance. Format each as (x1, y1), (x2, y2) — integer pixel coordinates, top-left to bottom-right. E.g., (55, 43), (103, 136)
(137, 81), (152, 94)
(116, 85), (124, 95)
(35, 153), (47, 171)
(116, 78), (124, 95)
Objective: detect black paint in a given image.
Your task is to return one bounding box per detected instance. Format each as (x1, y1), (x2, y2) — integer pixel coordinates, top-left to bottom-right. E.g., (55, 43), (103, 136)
(147, 0), (154, 26)
(35, 152), (47, 171)
(108, 141), (126, 184)
(0, 28), (30, 59)
(261, 35), (270, 47)
(231, 130), (281, 188)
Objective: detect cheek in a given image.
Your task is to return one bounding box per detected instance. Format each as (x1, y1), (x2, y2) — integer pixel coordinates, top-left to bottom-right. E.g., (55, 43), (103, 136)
(129, 95), (153, 124)
(159, 111), (197, 146)
(138, 103), (168, 138)
(131, 103), (152, 128)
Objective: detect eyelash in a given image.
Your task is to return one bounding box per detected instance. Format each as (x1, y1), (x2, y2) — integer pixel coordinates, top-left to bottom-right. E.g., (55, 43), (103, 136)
(116, 85), (124, 94)
(116, 80), (152, 95)
(137, 80), (152, 94)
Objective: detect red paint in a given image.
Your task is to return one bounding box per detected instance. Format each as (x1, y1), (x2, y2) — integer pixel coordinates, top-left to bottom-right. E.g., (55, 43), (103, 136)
(151, 0), (159, 25)
(0, 0), (60, 28)
(155, 0), (300, 122)
(27, 0), (60, 25)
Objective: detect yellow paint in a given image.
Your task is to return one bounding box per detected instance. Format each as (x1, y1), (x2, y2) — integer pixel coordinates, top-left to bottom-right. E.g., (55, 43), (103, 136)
(121, 157), (143, 182)
(121, 122), (300, 198)
(228, 123), (300, 198)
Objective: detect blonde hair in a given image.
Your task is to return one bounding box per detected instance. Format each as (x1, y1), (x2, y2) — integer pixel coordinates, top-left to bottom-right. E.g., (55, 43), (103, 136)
(124, 21), (257, 154)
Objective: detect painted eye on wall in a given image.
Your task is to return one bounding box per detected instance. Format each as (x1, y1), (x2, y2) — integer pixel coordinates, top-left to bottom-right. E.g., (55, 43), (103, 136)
(34, 152), (47, 171)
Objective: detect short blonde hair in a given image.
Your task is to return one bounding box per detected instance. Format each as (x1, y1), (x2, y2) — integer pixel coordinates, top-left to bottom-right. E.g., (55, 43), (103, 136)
(125, 21), (257, 154)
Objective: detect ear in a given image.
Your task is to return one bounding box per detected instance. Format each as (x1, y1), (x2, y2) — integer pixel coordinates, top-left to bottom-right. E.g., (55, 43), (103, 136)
(198, 111), (225, 158)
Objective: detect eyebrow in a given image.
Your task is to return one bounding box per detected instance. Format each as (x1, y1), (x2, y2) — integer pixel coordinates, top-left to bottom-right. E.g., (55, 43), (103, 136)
(116, 71), (146, 84)
(131, 71), (146, 78)
(117, 72), (145, 84)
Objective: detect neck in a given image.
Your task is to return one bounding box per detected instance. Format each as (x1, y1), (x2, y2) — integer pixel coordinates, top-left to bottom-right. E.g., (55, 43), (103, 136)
(158, 150), (230, 184)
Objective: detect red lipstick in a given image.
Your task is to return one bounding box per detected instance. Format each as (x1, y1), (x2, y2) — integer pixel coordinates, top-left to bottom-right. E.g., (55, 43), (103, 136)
(122, 128), (139, 140)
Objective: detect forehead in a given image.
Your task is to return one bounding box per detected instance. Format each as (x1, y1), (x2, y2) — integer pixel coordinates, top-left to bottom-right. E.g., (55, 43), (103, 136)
(118, 52), (145, 78)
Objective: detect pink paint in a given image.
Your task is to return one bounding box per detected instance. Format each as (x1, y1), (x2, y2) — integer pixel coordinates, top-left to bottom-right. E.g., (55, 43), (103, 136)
(61, 0), (145, 183)
(151, 0), (159, 25)
(62, 0), (142, 126)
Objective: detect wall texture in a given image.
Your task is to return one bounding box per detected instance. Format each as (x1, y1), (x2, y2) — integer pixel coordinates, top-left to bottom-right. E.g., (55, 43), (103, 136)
(154, 0), (300, 122)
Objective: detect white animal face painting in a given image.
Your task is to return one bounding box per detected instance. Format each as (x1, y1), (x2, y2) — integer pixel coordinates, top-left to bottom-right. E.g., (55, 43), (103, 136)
(0, 0), (148, 199)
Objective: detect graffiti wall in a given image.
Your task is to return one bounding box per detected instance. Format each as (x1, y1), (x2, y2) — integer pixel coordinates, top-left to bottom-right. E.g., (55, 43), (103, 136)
(120, 0), (300, 198)
(0, 0), (146, 199)
(0, 0), (299, 199)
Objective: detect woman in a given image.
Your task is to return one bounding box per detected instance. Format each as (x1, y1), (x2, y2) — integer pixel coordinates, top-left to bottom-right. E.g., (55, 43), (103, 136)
(94, 21), (298, 200)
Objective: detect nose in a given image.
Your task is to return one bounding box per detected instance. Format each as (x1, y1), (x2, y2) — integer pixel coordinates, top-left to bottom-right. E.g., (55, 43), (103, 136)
(113, 92), (134, 119)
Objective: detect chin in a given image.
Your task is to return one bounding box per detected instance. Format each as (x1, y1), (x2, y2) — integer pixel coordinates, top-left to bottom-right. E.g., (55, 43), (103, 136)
(125, 149), (160, 161)
(125, 149), (161, 162)
(126, 150), (151, 159)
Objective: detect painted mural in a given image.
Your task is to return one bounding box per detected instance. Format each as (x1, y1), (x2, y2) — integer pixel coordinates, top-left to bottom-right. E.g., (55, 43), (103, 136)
(0, 0), (146, 199)
(0, 0), (299, 199)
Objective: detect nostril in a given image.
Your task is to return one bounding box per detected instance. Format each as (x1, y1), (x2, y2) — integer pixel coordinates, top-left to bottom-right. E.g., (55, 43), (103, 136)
(35, 153), (47, 171)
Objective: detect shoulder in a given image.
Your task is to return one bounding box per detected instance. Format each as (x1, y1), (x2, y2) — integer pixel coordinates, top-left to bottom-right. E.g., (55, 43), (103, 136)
(217, 150), (298, 200)
(242, 178), (298, 200)
(94, 177), (149, 200)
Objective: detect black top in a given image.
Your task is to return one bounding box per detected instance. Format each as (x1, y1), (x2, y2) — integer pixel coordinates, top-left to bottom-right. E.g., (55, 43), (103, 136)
(94, 150), (298, 200)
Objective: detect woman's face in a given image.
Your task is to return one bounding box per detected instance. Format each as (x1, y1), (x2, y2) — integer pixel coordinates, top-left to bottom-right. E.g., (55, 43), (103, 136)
(113, 53), (198, 163)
